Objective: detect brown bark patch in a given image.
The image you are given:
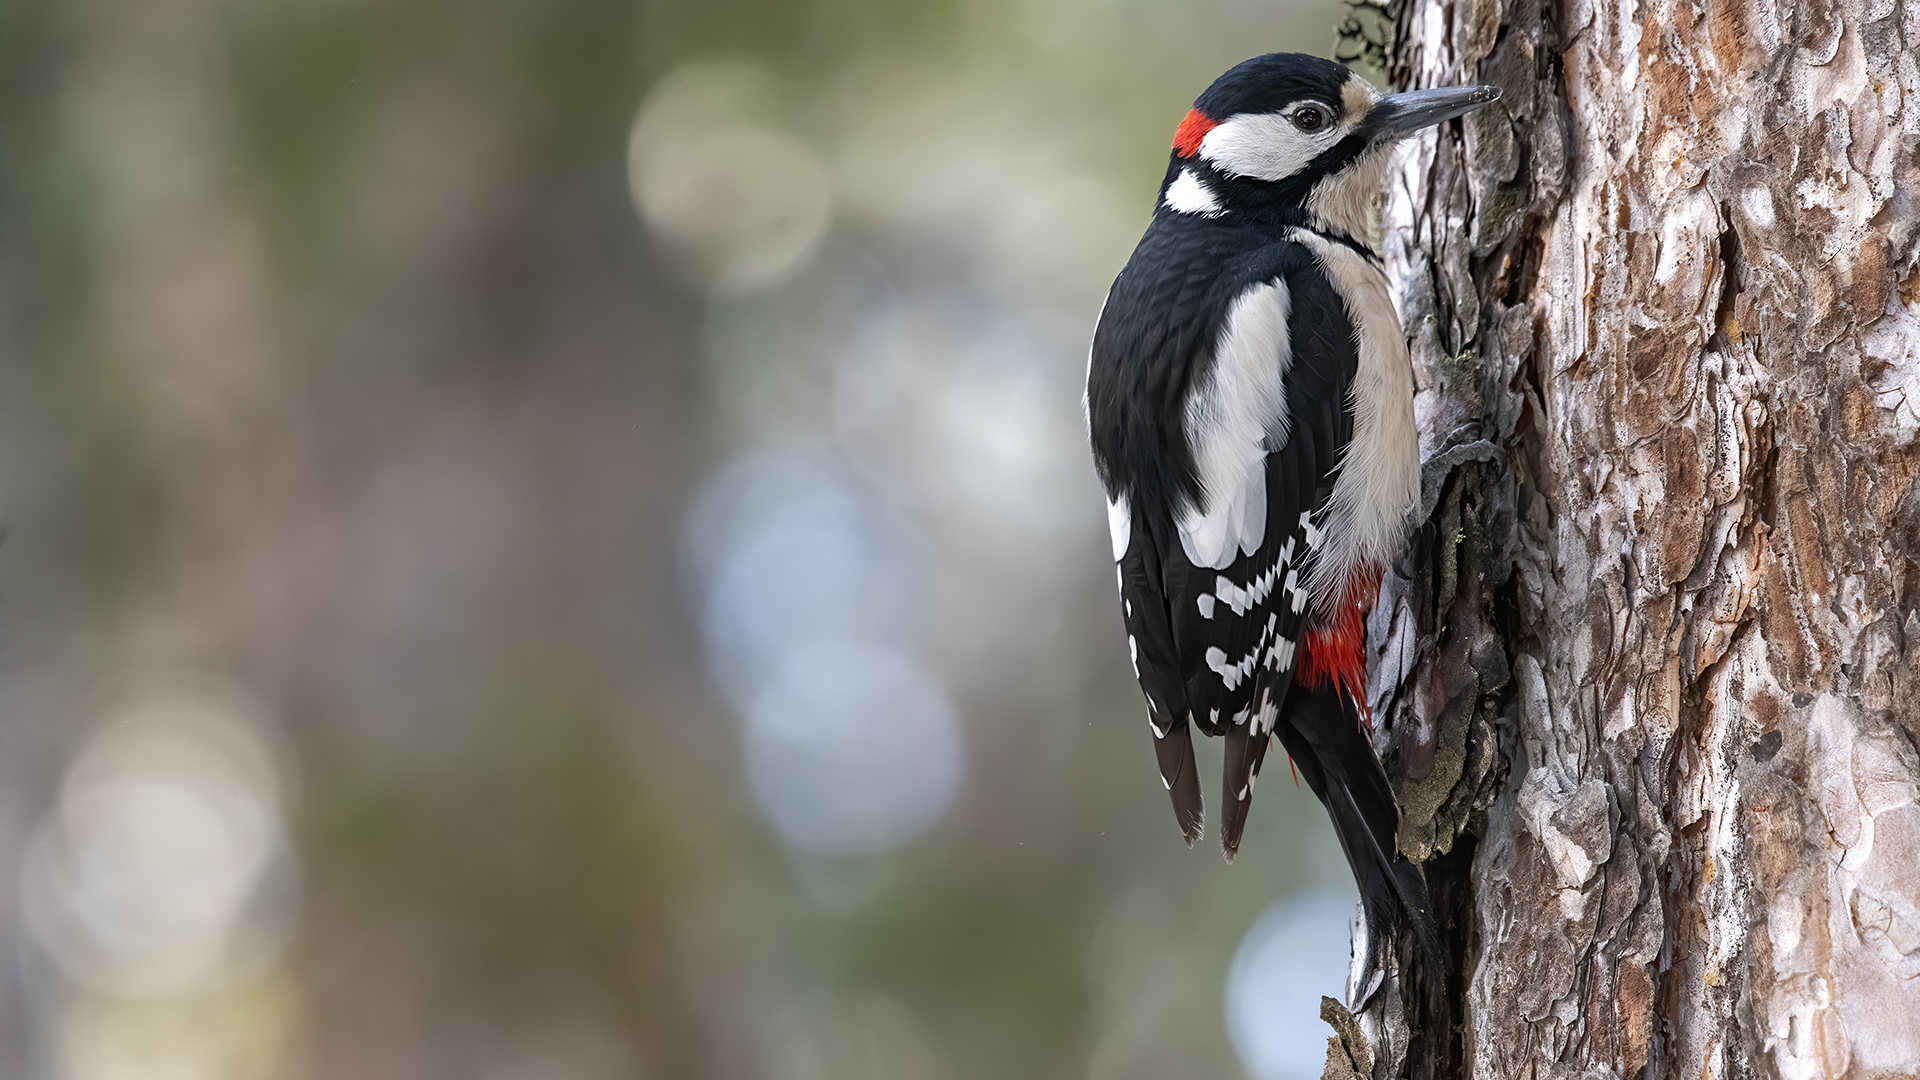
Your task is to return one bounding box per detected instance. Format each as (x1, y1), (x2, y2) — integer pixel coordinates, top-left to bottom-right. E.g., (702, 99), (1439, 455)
(1660, 424), (1707, 584)
(1615, 963), (1653, 1075)
(1849, 236), (1892, 322)
(1841, 382), (1880, 443)
(1704, 0), (1761, 76)
(1740, 769), (1807, 893)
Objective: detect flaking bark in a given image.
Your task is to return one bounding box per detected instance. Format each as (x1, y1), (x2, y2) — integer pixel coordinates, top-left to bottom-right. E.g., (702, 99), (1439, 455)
(1339, 0), (1920, 1075)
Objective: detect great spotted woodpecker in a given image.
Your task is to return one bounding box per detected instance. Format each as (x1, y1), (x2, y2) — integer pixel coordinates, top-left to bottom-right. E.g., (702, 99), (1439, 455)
(1086, 54), (1497, 965)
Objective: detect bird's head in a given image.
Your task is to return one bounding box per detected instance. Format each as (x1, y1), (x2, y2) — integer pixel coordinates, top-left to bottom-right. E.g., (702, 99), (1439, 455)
(1158, 53), (1499, 239)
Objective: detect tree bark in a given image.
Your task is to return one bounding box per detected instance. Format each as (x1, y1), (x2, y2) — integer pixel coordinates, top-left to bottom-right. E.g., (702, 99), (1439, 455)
(1345, 0), (1920, 1075)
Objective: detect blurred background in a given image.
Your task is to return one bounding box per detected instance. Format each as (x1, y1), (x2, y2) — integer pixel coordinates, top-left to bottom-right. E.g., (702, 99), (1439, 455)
(0, 0), (1375, 1077)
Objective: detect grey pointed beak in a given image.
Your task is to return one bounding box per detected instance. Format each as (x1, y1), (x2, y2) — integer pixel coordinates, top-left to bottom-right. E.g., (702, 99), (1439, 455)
(1368, 84), (1501, 139)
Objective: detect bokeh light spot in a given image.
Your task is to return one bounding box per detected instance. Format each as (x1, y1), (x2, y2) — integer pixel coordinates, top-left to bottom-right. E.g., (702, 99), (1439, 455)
(22, 680), (294, 999)
(689, 450), (922, 707)
(745, 642), (963, 856)
(1224, 890), (1357, 1080)
(628, 61), (831, 292)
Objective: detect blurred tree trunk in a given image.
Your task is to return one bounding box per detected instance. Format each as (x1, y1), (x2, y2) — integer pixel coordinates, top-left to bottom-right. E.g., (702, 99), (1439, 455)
(1343, 0), (1920, 1075)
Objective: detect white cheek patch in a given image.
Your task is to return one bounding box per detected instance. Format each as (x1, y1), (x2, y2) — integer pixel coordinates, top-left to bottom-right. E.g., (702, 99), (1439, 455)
(1163, 169), (1223, 216)
(1199, 112), (1351, 182)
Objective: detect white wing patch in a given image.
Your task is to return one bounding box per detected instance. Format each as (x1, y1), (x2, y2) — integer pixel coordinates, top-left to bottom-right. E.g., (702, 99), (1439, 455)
(1176, 280), (1291, 570)
(1106, 493), (1131, 560)
(1164, 169), (1224, 216)
(1289, 229), (1418, 609)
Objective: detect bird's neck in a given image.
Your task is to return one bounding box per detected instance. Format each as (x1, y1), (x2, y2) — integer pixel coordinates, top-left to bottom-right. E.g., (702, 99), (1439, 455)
(1302, 145), (1393, 250)
(1168, 173), (1384, 259)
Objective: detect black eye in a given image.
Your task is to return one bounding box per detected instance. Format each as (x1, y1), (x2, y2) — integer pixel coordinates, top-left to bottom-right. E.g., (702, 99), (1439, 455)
(1291, 105), (1330, 133)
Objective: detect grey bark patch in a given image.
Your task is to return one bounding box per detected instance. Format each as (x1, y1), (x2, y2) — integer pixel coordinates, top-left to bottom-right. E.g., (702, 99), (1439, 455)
(1320, 996), (1376, 1080)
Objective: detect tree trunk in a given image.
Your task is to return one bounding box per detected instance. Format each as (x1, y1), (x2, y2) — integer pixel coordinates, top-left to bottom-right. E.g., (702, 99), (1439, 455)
(1344, 0), (1920, 1075)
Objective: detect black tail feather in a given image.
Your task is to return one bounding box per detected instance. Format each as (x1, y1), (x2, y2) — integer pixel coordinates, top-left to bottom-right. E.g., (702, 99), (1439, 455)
(1275, 684), (1440, 986)
(1325, 774), (1441, 971)
(1219, 722), (1256, 861)
(1151, 708), (1206, 847)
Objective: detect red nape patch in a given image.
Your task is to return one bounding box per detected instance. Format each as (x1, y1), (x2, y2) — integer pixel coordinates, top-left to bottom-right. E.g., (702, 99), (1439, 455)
(1297, 565), (1384, 738)
(1171, 108), (1217, 158)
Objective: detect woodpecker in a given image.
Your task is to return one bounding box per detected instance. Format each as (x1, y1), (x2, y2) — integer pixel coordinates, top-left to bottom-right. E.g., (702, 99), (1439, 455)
(1086, 54), (1498, 967)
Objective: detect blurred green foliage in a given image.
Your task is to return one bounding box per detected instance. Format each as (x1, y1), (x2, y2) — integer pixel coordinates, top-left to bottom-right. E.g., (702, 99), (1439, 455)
(300, 679), (717, 1073)
(4, 0), (1353, 1076)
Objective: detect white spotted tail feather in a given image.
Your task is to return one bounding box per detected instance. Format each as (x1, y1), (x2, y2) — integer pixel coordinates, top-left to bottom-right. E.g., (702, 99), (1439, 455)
(1110, 494), (1208, 845)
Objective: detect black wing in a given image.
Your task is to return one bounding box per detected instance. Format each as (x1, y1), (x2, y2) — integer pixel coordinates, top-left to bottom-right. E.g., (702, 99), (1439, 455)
(1114, 507), (1207, 844)
(1107, 251), (1360, 856)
